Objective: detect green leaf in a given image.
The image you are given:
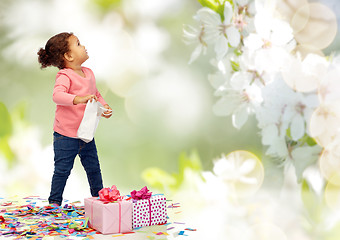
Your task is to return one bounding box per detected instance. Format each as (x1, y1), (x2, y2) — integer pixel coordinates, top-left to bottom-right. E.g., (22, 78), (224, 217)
(296, 132), (318, 146)
(174, 151), (203, 187)
(178, 151), (202, 175)
(0, 136), (15, 165)
(230, 60), (240, 72)
(142, 151), (203, 192)
(197, 0), (233, 21)
(142, 167), (177, 192)
(286, 127), (292, 139)
(233, 48), (242, 56)
(0, 102), (12, 137)
(197, 0), (219, 11)
(306, 136), (317, 146)
(0, 102), (15, 167)
(12, 102), (27, 121)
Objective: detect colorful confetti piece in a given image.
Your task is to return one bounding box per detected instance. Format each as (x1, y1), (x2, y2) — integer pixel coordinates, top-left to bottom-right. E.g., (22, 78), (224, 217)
(112, 234), (125, 237)
(185, 228), (196, 231)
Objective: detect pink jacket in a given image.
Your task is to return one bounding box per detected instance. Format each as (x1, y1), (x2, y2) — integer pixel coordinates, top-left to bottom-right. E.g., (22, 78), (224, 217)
(52, 67), (107, 138)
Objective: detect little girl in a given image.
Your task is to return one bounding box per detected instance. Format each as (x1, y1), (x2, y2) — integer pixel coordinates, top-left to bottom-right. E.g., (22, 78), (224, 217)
(37, 32), (112, 206)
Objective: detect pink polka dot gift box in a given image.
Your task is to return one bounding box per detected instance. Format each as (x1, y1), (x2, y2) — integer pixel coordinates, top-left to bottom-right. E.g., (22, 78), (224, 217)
(129, 186), (167, 229)
(84, 185), (132, 234)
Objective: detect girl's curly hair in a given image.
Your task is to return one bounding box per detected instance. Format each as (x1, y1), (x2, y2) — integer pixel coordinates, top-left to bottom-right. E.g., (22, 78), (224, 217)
(37, 32), (73, 69)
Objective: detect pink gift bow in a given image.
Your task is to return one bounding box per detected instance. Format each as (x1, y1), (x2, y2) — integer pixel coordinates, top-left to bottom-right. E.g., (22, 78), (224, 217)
(99, 185), (121, 202)
(130, 186), (152, 200)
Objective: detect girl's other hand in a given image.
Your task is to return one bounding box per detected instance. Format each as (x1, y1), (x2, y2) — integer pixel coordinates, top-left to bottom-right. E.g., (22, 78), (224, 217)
(102, 104), (112, 118)
(73, 95), (97, 104)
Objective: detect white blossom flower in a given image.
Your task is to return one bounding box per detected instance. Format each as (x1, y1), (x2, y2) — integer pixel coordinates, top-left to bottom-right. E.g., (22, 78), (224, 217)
(242, 7), (295, 74)
(233, 0), (256, 34)
(233, 47), (277, 87)
(282, 53), (329, 93)
(244, 12), (295, 51)
(213, 52), (238, 76)
(183, 23), (208, 64)
(196, 1), (241, 60)
(280, 91), (319, 141)
(257, 77), (318, 157)
(211, 51), (269, 129)
(256, 79), (293, 145)
(212, 76), (262, 129)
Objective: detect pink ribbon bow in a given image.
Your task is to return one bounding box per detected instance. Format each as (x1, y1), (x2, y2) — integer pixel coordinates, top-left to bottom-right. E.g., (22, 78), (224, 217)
(99, 185), (121, 202)
(131, 186), (152, 200)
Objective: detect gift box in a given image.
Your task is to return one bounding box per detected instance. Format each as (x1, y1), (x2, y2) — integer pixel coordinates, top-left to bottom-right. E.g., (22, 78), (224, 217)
(84, 197), (132, 234)
(130, 187), (167, 228)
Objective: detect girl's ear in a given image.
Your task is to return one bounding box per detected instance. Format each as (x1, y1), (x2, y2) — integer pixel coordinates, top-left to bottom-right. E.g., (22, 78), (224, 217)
(64, 52), (73, 62)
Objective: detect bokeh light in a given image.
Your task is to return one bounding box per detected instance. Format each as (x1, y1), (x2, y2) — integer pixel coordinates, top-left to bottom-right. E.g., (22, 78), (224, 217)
(319, 148), (340, 185)
(213, 150), (264, 198)
(318, 63), (340, 104)
(325, 178), (340, 210)
(294, 3), (337, 50)
(276, 0), (309, 23)
(309, 102), (340, 147)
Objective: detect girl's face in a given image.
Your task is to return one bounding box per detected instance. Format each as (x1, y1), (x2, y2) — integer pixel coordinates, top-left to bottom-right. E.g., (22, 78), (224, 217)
(67, 35), (89, 65)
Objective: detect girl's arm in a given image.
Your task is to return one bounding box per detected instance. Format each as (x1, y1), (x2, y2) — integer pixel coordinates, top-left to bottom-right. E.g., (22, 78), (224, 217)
(53, 74), (97, 105)
(95, 88), (107, 106)
(101, 104), (112, 118)
(53, 75), (76, 105)
(95, 89), (112, 118)
(73, 95), (97, 104)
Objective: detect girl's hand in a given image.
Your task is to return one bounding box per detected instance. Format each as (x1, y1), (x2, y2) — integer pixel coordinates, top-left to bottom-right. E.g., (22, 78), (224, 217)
(102, 104), (112, 118)
(73, 95), (97, 105)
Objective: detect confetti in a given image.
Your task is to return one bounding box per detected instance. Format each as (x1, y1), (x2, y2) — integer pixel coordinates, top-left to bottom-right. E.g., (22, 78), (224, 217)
(153, 231), (169, 235)
(1, 202), (12, 206)
(0, 200), (97, 239)
(168, 203), (181, 208)
(112, 234), (125, 237)
(0, 196), (196, 239)
(185, 228), (196, 231)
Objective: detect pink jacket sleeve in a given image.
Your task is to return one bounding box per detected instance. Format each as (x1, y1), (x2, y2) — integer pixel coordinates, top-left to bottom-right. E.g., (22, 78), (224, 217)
(96, 89), (107, 106)
(52, 74), (76, 106)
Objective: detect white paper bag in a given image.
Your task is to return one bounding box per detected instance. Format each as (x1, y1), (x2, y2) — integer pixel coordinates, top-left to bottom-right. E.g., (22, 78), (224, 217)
(77, 100), (106, 143)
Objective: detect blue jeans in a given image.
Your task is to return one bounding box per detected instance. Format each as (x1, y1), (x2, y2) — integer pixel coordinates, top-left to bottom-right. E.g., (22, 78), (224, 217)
(48, 132), (103, 205)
